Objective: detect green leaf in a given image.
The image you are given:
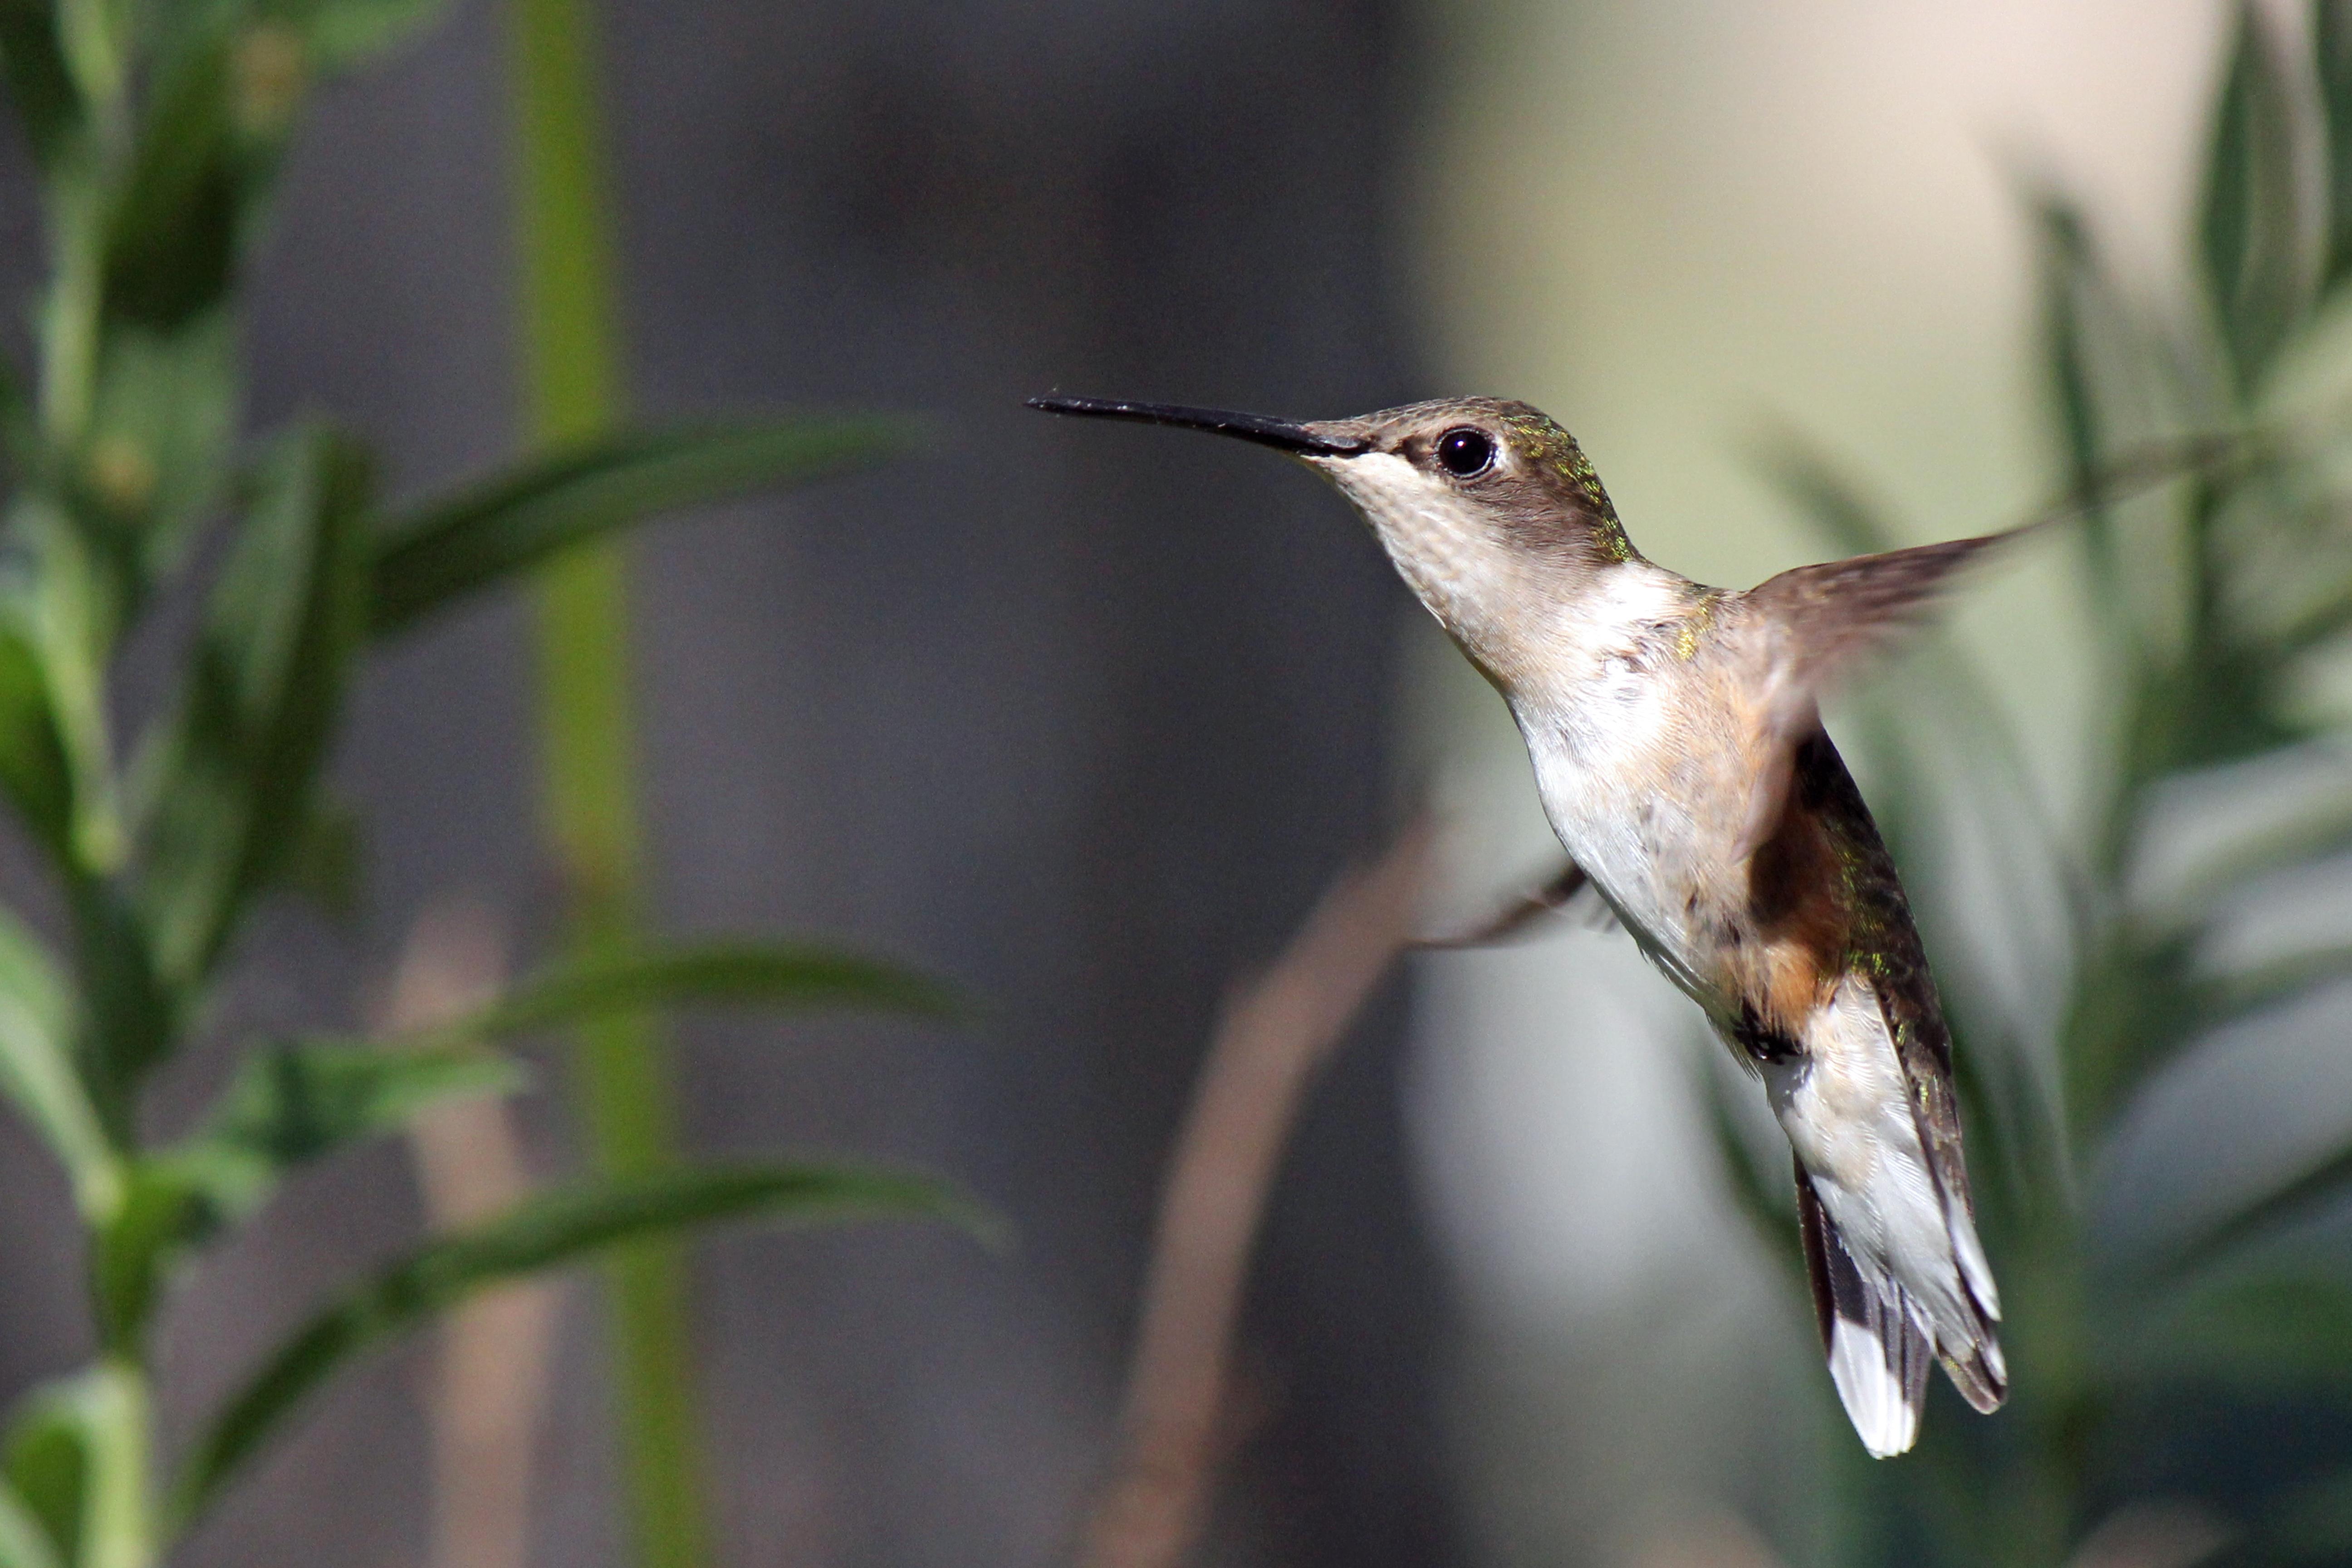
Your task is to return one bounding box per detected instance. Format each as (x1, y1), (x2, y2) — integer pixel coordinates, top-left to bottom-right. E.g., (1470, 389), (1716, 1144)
(174, 1160), (991, 1523)
(3, 1390), (82, 1568)
(12, 496), (129, 874)
(2164, 1135), (2352, 1278)
(0, 609), (74, 862)
(176, 1039), (522, 1223)
(2200, 1), (2308, 393)
(1749, 424), (1903, 557)
(286, 0), (455, 71)
(2319, 0), (2352, 288)
(88, 1160), (205, 1351)
(420, 939), (961, 1048)
(2062, 928), (2206, 1144)
(2035, 196), (2129, 617)
(2156, 785), (2352, 921)
(5, 1363), (146, 1568)
(61, 878), (174, 1145)
(0, 0), (84, 177)
(0, 906), (114, 1219)
(83, 1040), (517, 1367)
(137, 426), (373, 995)
(0, 1478), (61, 1568)
(2196, 937), (2352, 1029)
(102, 12), (303, 334)
(82, 312), (240, 587)
(368, 419), (905, 637)
(65, 1018), (497, 1354)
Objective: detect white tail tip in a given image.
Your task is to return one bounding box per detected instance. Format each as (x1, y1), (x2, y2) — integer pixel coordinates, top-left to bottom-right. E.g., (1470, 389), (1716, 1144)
(1826, 1316), (1924, 1458)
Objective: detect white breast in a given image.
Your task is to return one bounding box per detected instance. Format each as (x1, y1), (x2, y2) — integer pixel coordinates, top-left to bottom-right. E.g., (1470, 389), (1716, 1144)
(1510, 564), (1720, 1002)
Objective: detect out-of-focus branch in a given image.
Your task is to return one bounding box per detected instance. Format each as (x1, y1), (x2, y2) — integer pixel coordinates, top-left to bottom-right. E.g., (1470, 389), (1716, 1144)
(1082, 819), (1435, 1568)
(380, 899), (562, 1568)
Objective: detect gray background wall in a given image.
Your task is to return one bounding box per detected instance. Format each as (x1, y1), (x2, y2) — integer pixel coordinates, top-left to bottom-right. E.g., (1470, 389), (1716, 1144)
(0, 2), (1460, 1566)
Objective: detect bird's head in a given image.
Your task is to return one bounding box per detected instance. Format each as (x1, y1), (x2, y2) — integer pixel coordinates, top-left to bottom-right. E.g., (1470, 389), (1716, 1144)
(1029, 394), (1640, 686)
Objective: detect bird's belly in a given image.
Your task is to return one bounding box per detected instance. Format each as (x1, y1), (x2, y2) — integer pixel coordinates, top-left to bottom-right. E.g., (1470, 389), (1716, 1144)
(1561, 823), (1725, 1012)
(1521, 714), (1744, 1015)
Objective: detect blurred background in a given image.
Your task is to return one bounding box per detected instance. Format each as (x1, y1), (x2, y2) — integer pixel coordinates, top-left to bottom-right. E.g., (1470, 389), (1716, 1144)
(0, 2), (2323, 1568)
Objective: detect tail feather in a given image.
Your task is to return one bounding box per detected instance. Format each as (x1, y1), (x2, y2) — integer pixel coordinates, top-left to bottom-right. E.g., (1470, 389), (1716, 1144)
(1940, 1335), (2006, 1415)
(1771, 974), (2009, 1453)
(1796, 1158), (2009, 1450)
(1797, 1161), (1927, 1458)
(1934, 1253), (2008, 1414)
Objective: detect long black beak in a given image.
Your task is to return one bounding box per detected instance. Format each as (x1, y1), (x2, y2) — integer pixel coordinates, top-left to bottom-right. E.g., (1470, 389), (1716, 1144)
(1026, 396), (1369, 456)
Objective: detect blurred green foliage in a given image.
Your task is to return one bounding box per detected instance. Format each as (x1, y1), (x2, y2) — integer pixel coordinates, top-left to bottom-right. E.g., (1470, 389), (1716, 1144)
(0, 4), (967, 1566)
(1718, 3), (2352, 1561)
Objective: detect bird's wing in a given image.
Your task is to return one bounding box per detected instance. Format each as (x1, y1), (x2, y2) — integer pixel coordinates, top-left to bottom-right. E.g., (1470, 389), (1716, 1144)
(1731, 530), (2021, 858)
(1412, 858), (1622, 948)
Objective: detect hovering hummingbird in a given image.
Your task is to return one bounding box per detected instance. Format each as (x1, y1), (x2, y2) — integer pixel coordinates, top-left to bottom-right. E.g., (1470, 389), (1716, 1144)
(1030, 392), (2014, 1457)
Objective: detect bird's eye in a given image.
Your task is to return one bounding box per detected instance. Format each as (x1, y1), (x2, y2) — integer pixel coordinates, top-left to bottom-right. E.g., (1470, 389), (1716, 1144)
(1436, 427), (1494, 478)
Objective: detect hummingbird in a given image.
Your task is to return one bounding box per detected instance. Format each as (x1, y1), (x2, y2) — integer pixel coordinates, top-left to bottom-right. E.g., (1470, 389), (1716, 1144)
(1030, 392), (2013, 1458)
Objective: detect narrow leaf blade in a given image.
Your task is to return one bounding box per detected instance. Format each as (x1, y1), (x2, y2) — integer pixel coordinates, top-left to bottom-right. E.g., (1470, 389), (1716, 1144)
(2035, 196), (2126, 611)
(0, 906), (113, 1216)
(175, 1161), (990, 1521)
(89, 1160), (206, 1351)
(0, 0), (83, 176)
(300, 0), (459, 71)
(0, 1478), (60, 1568)
(101, 20), (255, 333)
(88, 313), (241, 588)
(2197, 939), (2352, 1029)
(2318, 0), (2352, 287)
(0, 612), (74, 860)
(1749, 425), (1905, 558)
(0, 1393), (78, 1568)
(2165, 1138), (2352, 1278)
(178, 1039), (524, 1222)
(4, 1364), (144, 1568)
(137, 426), (373, 995)
(2199, 2), (2308, 392)
(368, 420), (905, 637)
(434, 941), (961, 1047)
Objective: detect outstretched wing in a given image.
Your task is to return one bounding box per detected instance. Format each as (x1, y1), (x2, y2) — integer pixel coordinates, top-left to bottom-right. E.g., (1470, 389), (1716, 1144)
(1732, 529), (2024, 858)
(1748, 531), (2017, 691)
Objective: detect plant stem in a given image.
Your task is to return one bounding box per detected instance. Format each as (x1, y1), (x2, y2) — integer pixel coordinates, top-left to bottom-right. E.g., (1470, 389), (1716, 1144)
(506, 5), (710, 1567)
(81, 1357), (153, 1568)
